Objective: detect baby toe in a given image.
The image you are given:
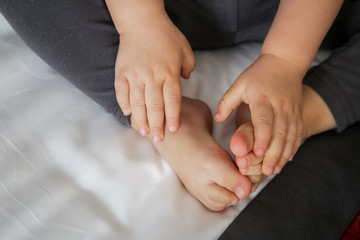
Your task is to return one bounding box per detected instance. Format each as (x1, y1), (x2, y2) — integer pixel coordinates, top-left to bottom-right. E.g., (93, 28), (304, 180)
(230, 122), (255, 157)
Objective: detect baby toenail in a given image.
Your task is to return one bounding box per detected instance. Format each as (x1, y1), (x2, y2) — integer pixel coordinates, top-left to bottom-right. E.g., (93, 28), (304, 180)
(231, 199), (238, 206)
(289, 155), (294, 161)
(235, 187), (244, 199)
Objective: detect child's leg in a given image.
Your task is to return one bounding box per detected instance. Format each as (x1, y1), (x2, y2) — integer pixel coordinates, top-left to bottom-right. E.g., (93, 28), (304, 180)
(0, 0), (130, 126)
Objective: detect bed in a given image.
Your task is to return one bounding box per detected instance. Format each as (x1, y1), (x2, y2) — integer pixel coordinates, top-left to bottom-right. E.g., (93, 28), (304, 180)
(0, 12), (273, 239)
(1, 12), (359, 240)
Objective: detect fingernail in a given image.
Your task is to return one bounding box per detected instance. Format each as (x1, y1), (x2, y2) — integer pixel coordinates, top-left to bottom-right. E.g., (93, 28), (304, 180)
(138, 128), (147, 136)
(230, 199), (238, 206)
(214, 113), (221, 121)
(152, 135), (162, 143)
(169, 125), (177, 133)
(123, 109), (131, 116)
(274, 166), (282, 174)
(289, 155), (294, 161)
(256, 148), (265, 156)
(266, 166), (274, 175)
(235, 187), (244, 199)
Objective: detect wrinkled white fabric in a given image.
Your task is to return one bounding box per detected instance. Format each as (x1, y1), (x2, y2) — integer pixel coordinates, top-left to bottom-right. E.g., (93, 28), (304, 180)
(3, 12), (337, 239)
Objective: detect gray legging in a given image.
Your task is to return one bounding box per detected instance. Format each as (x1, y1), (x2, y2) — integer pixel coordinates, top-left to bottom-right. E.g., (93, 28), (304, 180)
(1, 0), (360, 239)
(1, 0), (360, 130)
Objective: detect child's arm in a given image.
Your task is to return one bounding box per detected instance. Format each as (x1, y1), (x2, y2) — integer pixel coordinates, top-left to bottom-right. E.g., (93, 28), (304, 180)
(105, 0), (195, 142)
(215, 0), (343, 175)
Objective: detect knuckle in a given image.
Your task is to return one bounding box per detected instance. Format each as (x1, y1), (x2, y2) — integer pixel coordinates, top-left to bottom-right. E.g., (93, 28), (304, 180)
(165, 94), (181, 105)
(131, 99), (146, 108)
(149, 102), (164, 112)
(274, 130), (286, 140)
(254, 116), (272, 127)
(286, 135), (297, 143)
(274, 98), (292, 112)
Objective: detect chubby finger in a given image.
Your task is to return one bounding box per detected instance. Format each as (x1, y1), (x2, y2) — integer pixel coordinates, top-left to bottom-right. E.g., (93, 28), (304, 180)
(275, 118), (298, 174)
(250, 99), (273, 157)
(129, 82), (148, 136)
(115, 76), (131, 116)
(215, 83), (244, 122)
(163, 78), (181, 133)
(262, 109), (287, 176)
(145, 81), (165, 143)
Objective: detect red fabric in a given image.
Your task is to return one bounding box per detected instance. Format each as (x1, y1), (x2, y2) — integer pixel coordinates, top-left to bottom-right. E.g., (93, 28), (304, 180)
(341, 212), (360, 240)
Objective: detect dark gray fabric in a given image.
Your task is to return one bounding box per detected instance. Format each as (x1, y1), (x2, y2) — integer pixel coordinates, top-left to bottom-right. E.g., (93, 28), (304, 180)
(220, 123), (360, 240)
(0, 0), (131, 126)
(304, 33), (360, 132)
(303, 0), (360, 132)
(164, 0), (279, 49)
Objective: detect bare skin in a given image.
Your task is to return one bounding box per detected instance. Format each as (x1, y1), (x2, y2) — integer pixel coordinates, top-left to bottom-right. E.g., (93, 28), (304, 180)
(215, 0), (342, 176)
(133, 97), (252, 211)
(231, 84), (337, 191)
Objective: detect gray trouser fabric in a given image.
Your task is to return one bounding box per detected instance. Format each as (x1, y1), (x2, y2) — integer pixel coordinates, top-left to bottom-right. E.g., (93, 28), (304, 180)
(1, 0), (360, 239)
(1, 0), (359, 130)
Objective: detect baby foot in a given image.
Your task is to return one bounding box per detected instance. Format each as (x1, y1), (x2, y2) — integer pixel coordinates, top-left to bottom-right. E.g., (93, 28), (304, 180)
(230, 121), (265, 192)
(230, 84), (337, 191)
(152, 97), (252, 211)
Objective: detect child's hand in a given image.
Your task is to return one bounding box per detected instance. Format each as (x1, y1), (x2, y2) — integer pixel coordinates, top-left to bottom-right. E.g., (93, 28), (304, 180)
(115, 13), (195, 142)
(215, 54), (305, 175)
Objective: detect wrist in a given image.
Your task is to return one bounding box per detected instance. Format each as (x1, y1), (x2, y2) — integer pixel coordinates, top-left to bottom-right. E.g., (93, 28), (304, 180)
(258, 52), (308, 79)
(105, 0), (167, 34)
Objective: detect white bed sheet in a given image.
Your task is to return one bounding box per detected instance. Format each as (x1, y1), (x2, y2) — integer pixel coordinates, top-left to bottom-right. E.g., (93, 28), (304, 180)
(0, 13), (290, 240)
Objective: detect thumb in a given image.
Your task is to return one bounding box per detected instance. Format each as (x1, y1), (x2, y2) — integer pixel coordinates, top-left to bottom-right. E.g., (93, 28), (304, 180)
(181, 48), (196, 79)
(215, 84), (243, 122)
